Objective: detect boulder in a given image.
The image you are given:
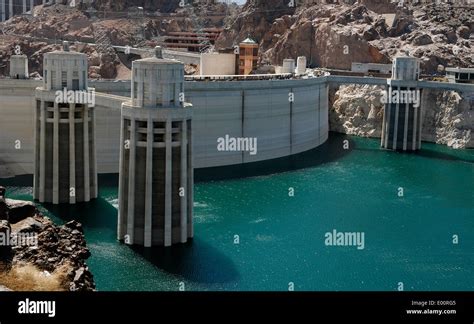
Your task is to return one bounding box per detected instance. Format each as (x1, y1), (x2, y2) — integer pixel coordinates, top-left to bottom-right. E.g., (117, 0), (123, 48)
(4, 199), (36, 224)
(445, 30), (457, 44)
(457, 26), (471, 39)
(10, 217), (45, 234)
(412, 34), (433, 46)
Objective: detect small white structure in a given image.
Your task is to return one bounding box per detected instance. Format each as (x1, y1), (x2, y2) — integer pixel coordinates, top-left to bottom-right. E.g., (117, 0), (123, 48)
(296, 56), (307, 75)
(200, 52), (236, 76)
(9, 55), (28, 79)
(351, 62), (392, 75)
(282, 59), (296, 74)
(445, 67), (474, 84)
(391, 56), (420, 81)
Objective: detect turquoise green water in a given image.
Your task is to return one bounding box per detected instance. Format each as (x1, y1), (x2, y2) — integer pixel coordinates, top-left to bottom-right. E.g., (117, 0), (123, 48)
(3, 134), (474, 291)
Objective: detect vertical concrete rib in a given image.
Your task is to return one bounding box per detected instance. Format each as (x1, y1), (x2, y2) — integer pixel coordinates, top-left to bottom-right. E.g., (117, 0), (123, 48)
(384, 98), (391, 148)
(126, 117), (136, 243)
(83, 105), (90, 202)
(69, 103), (76, 204)
(144, 114), (153, 247)
(117, 115), (125, 240)
(52, 101), (59, 204)
(22, 0), (26, 13)
(418, 90), (422, 148)
(1, 0), (6, 21)
(180, 119), (188, 243)
(39, 101), (46, 202)
(412, 105), (418, 151)
(33, 99), (39, 199)
(403, 100), (409, 151)
(8, 0), (12, 19)
(392, 87), (400, 150)
(241, 90), (244, 163)
(164, 119), (172, 247)
(381, 86), (387, 147)
(289, 87), (293, 154)
(91, 108), (98, 199)
(187, 120), (193, 238)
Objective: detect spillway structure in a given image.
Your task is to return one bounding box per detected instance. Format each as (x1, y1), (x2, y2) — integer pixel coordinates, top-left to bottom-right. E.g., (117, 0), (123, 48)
(33, 41), (98, 204)
(118, 46), (194, 247)
(381, 55), (423, 151)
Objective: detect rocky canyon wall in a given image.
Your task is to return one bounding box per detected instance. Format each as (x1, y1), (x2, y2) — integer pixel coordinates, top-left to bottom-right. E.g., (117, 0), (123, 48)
(217, 1), (473, 73)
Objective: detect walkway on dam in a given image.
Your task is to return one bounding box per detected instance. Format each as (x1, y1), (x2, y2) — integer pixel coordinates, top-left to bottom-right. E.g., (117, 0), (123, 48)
(326, 75), (474, 92)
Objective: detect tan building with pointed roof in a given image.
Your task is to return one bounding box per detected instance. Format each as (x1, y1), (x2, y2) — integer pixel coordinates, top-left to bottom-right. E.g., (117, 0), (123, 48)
(238, 37), (258, 75)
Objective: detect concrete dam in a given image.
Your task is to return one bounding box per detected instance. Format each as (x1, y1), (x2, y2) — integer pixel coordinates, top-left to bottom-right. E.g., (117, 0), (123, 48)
(0, 72), (329, 178)
(1, 50), (473, 180)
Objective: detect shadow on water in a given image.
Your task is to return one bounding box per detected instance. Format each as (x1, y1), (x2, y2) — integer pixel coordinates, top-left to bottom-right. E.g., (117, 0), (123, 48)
(415, 146), (474, 164)
(130, 240), (240, 285)
(39, 193), (239, 284)
(0, 175), (34, 187)
(195, 132), (354, 182)
(348, 139), (473, 164)
(40, 197), (119, 230)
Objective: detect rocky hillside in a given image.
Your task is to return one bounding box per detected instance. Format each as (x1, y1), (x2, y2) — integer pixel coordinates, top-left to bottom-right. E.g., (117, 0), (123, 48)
(217, 0), (473, 73)
(216, 0), (295, 50)
(0, 187), (95, 291)
(0, 2), (225, 78)
(329, 85), (473, 149)
(91, 0), (179, 13)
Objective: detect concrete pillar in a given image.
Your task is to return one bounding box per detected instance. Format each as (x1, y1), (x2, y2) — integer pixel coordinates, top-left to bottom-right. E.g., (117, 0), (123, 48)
(35, 26), (97, 207)
(180, 119), (187, 243)
(412, 104), (418, 151)
(83, 105), (90, 202)
(52, 101), (59, 204)
(69, 103), (76, 204)
(22, 0), (26, 13)
(1, 0), (6, 22)
(380, 86), (387, 148)
(118, 47), (193, 247)
(126, 117), (136, 243)
(164, 119), (172, 247)
(90, 108), (98, 199)
(402, 100), (409, 150)
(29, 0), (33, 12)
(144, 114), (153, 247)
(9, 0), (12, 19)
(391, 87), (399, 150)
(117, 115), (126, 240)
(187, 120), (193, 238)
(39, 101), (46, 202)
(417, 93), (422, 148)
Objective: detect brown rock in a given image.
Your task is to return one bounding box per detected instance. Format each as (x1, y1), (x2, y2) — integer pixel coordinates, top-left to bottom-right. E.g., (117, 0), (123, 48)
(457, 26), (471, 39)
(412, 34), (433, 46)
(4, 199), (36, 224)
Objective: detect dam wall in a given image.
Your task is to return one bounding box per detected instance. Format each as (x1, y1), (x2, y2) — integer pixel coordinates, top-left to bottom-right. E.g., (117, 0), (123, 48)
(0, 77), (329, 177)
